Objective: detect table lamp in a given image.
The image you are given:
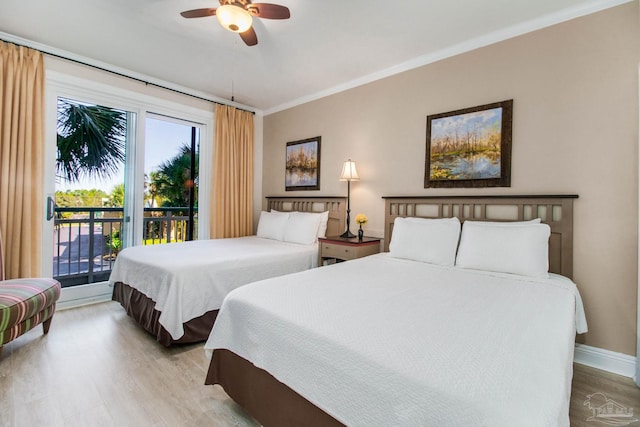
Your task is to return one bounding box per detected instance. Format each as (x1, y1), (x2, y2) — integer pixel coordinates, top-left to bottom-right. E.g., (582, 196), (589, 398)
(339, 159), (359, 238)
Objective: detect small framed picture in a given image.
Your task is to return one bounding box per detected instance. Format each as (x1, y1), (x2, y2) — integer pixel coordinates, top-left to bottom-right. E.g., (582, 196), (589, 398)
(285, 136), (321, 191)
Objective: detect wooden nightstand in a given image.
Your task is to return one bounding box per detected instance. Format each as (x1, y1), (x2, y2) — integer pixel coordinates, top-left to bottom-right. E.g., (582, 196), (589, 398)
(318, 236), (381, 266)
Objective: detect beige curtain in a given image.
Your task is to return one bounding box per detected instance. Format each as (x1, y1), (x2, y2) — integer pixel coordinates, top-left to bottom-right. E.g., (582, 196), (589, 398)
(210, 104), (254, 238)
(0, 42), (45, 278)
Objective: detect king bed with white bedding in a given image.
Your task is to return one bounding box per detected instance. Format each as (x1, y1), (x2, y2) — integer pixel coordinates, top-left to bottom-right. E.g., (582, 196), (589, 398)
(110, 196), (345, 346)
(204, 195), (585, 426)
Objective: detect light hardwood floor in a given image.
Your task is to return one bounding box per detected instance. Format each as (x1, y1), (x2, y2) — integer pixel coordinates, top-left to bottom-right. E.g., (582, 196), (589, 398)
(1, 301), (638, 426)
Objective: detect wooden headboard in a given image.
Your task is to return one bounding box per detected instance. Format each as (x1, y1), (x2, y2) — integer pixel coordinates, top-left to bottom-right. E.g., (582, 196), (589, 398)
(383, 195), (578, 279)
(266, 197), (346, 237)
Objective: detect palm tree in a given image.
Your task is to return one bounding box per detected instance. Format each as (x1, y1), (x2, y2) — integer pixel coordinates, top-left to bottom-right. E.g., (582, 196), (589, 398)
(56, 98), (126, 183)
(151, 144), (198, 209)
(149, 145), (198, 242)
(145, 171), (162, 208)
(109, 183), (125, 207)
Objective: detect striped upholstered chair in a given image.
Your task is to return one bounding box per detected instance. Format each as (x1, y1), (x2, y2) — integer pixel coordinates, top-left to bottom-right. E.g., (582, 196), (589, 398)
(0, 232), (61, 358)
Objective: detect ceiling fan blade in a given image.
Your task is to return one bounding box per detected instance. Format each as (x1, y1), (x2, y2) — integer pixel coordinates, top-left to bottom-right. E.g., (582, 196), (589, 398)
(239, 27), (258, 46)
(248, 3), (290, 19)
(180, 8), (217, 18)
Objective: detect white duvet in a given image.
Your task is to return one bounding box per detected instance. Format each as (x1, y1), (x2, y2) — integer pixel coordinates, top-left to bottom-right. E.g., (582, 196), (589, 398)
(109, 236), (317, 339)
(205, 253), (587, 427)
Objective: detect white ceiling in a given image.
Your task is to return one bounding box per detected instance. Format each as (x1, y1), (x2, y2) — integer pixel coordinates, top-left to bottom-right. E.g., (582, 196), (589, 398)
(0, 0), (629, 114)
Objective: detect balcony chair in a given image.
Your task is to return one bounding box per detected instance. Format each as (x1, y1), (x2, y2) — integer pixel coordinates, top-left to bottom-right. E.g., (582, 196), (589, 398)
(0, 231), (61, 359)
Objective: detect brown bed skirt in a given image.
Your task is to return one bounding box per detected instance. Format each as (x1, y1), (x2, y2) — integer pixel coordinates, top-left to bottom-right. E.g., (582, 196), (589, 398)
(206, 349), (345, 427)
(112, 282), (218, 346)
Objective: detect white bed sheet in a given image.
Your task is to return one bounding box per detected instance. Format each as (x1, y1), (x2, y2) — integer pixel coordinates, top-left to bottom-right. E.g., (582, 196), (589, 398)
(205, 253), (587, 427)
(109, 236), (317, 339)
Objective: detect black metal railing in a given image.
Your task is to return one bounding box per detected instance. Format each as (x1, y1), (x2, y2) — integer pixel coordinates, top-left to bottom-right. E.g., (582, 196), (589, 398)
(53, 207), (197, 288)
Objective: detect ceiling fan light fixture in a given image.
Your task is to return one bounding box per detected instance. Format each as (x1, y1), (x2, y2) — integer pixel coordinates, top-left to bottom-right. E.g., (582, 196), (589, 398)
(216, 4), (253, 33)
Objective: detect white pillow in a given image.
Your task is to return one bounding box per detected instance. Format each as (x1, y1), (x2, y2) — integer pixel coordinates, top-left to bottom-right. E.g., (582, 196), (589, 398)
(469, 218), (541, 226)
(389, 217), (461, 266)
(283, 212), (323, 245)
(273, 210), (329, 238)
(317, 211), (330, 238)
(455, 220), (550, 277)
(257, 211), (289, 241)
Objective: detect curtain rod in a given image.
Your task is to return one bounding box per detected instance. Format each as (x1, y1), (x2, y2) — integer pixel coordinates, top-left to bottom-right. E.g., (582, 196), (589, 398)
(0, 38), (256, 115)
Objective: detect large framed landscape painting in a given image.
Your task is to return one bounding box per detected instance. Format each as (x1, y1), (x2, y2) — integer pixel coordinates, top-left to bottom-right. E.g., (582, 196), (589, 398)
(285, 136), (321, 191)
(425, 99), (512, 188)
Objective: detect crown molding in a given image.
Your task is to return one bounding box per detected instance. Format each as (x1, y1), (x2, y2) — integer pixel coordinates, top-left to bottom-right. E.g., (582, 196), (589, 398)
(264, 0), (633, 115)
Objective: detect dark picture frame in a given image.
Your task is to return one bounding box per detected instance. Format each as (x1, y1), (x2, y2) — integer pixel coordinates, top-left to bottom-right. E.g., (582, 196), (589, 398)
(285, 136), (321, 191)
(425, 99), (512, 188)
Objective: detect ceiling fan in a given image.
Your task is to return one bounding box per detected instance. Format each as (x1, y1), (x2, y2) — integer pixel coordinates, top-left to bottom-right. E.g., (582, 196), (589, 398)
(180, 0), (290, 46)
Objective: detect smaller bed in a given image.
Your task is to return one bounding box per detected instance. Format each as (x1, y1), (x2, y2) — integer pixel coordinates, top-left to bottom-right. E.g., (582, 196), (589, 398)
(110, 196), (345, 346)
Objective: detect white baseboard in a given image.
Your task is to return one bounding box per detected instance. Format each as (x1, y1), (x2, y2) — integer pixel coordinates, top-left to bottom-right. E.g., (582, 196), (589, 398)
(57, 293), (112, 310)
(574, 343), (637, 379)
(56, 281), (113, 310)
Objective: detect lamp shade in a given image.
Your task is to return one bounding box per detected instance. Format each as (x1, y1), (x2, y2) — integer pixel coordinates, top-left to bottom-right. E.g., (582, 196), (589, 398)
(339, 159), (360, 181)
(216, 4), (253, 33)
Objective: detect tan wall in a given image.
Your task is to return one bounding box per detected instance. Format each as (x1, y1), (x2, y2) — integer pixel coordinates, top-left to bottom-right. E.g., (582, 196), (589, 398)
(263, 3), (640, 355)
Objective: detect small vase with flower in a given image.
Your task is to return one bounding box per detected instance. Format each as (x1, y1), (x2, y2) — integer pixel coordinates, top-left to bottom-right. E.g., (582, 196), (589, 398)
(355, 213), (368, 242)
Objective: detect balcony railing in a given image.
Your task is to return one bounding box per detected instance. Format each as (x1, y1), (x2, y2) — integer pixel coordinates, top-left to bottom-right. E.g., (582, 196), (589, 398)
(53, 207), (197, 288)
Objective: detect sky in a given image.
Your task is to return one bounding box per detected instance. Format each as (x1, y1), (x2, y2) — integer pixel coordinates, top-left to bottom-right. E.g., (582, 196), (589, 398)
(57, 116), (195, 193)
(431, 107), (502, 140)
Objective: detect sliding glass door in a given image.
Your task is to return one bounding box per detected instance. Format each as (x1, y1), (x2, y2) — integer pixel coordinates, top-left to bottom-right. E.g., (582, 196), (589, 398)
(53, 97), (133, 288)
